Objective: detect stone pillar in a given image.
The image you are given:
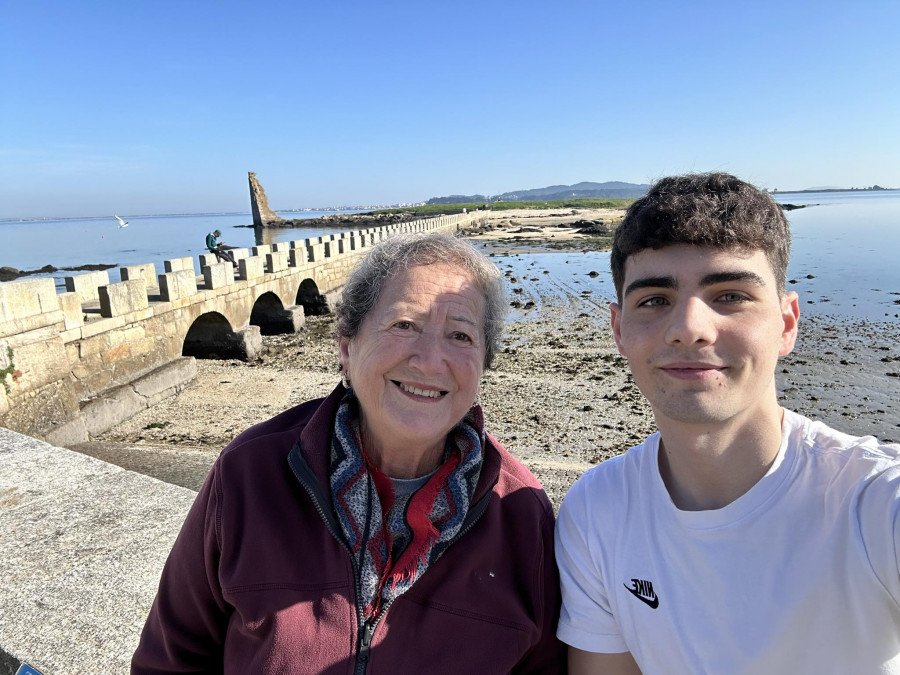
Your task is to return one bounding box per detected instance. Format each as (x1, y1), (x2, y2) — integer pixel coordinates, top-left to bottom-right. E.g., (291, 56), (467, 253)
(248, 171), (286, 227)
(64, 271), (111, 303)
(120, 263), (158, 290)
(289, 248), (309, 267)
(99, 279), (149, 318)
(163, 257), (194, 273)
(203, 261), (235, 290)
(265, 251), (289, 273)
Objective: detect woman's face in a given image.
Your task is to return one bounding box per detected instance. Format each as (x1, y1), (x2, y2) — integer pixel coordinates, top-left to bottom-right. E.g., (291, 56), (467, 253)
(339, 263), (487, 462)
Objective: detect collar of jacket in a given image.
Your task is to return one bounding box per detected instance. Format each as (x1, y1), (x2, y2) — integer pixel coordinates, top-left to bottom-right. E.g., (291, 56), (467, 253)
(290, 383), (502, 505)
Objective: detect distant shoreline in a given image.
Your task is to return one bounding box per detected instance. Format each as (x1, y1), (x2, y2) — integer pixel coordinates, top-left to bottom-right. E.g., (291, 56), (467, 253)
(772, 187), (898, 195)
(0, 209), (366, 225)
(4, 188), (897, 224)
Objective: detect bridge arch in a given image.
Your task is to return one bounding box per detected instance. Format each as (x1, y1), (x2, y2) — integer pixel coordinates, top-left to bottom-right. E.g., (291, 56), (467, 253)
(250, 291), (303, 335)
(182, 311), (262, 361)
(296, 278), (330, 315)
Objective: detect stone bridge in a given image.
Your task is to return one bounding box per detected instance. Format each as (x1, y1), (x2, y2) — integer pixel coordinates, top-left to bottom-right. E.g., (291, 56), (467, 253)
(0, 212), (481, 447)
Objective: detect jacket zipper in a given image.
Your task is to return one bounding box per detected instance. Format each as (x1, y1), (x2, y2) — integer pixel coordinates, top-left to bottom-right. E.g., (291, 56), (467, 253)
(354, 616), (375, 675)
(288, 446), (494, 674)
(288, 450), (372, 673)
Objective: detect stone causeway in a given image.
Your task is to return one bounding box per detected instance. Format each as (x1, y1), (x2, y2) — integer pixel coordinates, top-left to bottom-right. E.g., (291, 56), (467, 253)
(0, 212), (480, 673)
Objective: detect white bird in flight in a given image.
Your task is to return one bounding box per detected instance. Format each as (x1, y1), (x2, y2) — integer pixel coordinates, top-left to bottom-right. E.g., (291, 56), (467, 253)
(115, 215), (129, 228)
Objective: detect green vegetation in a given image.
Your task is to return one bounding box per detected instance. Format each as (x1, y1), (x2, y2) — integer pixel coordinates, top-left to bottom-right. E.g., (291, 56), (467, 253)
(371, 197), (634, 216)
(1, 346), (15, 394)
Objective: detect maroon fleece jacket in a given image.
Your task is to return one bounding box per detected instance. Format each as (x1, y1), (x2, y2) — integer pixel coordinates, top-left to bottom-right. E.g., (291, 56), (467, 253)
(132, 384), (566, 674)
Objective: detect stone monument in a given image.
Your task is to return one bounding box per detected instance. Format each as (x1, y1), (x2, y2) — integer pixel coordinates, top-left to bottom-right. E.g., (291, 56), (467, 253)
(248, 171), (286, 227)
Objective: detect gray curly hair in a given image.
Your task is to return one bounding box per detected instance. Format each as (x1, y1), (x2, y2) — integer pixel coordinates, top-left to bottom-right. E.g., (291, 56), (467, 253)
(335, 233), (506, 368)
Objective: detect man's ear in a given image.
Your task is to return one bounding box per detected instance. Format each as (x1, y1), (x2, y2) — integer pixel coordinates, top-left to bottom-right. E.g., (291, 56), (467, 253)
(610, 302), (627, 357)
(779, 291), (800, 356)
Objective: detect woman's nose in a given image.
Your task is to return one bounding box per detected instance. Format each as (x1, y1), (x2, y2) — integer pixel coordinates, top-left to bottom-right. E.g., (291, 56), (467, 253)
(407, 331), (446, 372)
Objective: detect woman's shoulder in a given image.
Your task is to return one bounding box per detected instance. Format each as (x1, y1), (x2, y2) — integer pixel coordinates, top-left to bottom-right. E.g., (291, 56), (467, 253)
(220, 396), (327, 463)
(487, 433), (554, 515)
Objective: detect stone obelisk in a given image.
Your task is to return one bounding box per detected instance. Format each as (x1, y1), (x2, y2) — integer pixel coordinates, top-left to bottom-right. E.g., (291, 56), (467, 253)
(248, 171), (286, 227)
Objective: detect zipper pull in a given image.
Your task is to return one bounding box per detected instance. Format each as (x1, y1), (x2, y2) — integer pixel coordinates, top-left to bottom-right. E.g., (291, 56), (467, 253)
(358, 619), (375, 663)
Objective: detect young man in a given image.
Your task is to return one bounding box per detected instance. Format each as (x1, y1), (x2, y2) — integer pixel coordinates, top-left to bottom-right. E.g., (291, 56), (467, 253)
(555, 173), (900, 673)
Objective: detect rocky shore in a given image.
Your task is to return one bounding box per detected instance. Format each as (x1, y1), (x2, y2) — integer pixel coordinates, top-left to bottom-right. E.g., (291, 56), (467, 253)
(75, 210), (900, 510)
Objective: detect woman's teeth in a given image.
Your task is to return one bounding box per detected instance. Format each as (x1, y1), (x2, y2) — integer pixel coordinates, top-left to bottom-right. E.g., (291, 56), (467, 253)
(399, 383), (443, 398)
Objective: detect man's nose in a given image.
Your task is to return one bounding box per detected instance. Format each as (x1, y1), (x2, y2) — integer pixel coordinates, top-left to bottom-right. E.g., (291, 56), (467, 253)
(664, 297), (716, 345)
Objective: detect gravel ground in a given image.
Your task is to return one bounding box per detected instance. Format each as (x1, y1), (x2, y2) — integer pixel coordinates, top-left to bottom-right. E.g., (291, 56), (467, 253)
(74, 224), (900, 510)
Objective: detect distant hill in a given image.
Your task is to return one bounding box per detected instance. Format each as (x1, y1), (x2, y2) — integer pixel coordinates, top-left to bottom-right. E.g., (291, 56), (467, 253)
(427, 181), (649, 205)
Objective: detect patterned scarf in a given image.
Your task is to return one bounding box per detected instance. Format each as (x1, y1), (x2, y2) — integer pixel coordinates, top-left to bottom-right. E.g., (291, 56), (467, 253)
(330, 390), (483, 620)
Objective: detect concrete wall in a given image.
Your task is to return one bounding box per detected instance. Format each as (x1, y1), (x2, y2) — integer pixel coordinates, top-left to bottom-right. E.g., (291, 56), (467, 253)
(0, 214), (480, 445)
(0, 427), (194, 675)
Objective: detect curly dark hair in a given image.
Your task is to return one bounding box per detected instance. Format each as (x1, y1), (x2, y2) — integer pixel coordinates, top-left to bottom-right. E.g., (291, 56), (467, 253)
(610, 172), (791, 301)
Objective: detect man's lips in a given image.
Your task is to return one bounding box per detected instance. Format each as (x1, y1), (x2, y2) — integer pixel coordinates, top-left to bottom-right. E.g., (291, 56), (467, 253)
(658, 363), (726, 380)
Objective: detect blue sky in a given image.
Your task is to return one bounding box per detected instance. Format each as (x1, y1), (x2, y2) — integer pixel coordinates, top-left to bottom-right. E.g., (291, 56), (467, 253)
(2, 0), (898, 218)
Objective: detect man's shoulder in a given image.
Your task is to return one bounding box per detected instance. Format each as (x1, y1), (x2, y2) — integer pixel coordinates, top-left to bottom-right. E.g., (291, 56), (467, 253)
(784, 410), (900, 508)
(563, 434), (659, 512)
(785, 409), (900, 467)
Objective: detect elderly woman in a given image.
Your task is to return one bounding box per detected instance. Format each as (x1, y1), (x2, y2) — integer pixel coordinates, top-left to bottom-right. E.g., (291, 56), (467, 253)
(132, 233), (565, 673)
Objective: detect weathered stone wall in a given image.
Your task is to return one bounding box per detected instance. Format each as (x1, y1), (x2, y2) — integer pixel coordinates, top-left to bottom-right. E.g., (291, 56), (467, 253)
(0, 215), (478, 444)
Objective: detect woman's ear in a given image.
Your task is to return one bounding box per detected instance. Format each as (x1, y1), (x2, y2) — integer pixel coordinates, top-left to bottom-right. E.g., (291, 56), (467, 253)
(338, 336), (352, 367)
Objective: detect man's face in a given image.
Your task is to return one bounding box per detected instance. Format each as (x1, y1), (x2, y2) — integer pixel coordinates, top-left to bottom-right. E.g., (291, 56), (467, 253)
(610, 245), (799, 428)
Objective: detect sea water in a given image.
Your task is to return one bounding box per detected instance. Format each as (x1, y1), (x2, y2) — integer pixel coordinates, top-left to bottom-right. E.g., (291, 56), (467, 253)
(489, 190), (900, 323)
(0, 210), (363, 289)
(2, 193), (899, 322)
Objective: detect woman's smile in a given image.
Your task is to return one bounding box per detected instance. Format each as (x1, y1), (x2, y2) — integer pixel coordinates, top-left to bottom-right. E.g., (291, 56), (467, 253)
(339, 262), (486, 466)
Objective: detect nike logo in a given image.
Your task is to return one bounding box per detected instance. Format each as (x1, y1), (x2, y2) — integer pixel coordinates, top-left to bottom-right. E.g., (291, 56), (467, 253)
(624, 578), (659, 609)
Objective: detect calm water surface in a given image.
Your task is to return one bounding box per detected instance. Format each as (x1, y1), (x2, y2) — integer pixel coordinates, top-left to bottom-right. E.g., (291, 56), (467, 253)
(775, 191), (900, 320)
(0, 211), (363, 289)
(489, 190), (900, 323)
(3, 193), (898, 322)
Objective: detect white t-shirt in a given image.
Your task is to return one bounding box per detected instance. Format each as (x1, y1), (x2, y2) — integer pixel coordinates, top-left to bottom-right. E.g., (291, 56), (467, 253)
(556, 409), (900, 674)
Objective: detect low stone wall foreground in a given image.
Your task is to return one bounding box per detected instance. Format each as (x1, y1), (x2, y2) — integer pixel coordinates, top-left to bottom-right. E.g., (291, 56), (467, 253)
(0, 428), (194, 674)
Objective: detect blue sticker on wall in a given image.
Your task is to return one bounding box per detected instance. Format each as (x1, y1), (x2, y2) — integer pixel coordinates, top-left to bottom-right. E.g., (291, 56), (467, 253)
(16, 665), (45, 675)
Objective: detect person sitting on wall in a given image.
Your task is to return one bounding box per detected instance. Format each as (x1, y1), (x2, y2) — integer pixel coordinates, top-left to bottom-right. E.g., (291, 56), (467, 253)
(555, 172), (900, 674)
(205, 229), (238, 269)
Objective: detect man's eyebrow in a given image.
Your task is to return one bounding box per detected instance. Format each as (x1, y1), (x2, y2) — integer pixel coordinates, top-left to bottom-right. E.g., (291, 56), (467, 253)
(700, 271), (766, 287)
(623, 276), (676, 298)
